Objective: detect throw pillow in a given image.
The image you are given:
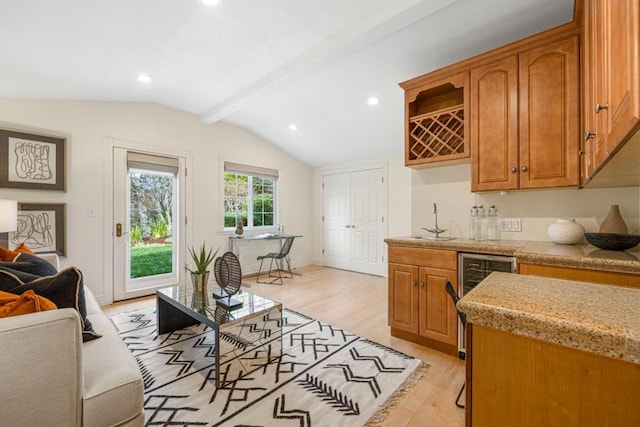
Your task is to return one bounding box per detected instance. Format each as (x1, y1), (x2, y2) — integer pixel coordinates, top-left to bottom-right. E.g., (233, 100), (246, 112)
(0, 243), (35, 262)
(0, 267), (101, 342)
(0, 253), (59, 287)
(0, 289), (57, 318)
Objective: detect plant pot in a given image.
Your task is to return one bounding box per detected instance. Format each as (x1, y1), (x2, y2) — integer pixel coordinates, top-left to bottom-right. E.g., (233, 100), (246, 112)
(190, 271), (210, 294)
(547, 218), (585, 245)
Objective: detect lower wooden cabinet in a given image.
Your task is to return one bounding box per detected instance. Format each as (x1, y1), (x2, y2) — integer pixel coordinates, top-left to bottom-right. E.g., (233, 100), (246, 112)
(388, 246), (458, 355)
(467, 324), (640, 426)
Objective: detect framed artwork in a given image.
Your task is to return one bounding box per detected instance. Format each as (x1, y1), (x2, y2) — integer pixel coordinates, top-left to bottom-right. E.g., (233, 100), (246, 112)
(0, 128), (66, 191)
(2, 203), (66, 256)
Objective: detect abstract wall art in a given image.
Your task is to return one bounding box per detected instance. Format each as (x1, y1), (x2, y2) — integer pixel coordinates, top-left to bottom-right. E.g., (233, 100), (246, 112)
(6, 203), (66, 255)
(0, 128), (66, 191)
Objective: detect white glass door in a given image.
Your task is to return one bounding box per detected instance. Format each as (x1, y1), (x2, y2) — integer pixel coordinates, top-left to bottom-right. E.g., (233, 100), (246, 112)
(113, 148), (185, 301)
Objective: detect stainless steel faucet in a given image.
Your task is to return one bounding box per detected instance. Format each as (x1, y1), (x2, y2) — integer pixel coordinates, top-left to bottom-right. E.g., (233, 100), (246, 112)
(422, 202), (447, 238)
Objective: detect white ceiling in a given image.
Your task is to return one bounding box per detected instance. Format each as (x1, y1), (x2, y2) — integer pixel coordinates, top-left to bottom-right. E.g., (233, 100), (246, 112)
(0, 0), (574, 167)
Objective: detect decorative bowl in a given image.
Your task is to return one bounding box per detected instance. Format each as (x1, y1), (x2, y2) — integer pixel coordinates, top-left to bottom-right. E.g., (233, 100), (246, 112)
(584, 233), (640, 251)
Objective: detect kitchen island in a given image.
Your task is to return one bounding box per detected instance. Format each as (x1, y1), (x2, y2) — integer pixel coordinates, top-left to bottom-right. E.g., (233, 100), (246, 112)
(457, 272), (640, 427)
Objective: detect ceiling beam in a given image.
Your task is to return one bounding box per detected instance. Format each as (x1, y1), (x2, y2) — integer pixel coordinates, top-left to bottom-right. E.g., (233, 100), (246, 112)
(199, 0), (458, 124)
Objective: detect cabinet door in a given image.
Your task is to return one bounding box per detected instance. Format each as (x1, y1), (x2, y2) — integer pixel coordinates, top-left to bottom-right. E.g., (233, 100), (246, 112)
(388, 263), (419, 334)
(418, 267), (458, 345)
(604, 0), (640, 153)
(471, 55), (519, 191)
(519, 36), (580, 189)
(582, 0), (603, 183)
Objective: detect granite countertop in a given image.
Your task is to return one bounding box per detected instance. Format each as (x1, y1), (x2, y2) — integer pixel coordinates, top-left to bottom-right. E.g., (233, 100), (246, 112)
(384, 237), (640, 274)
(457, 272), (640, 363)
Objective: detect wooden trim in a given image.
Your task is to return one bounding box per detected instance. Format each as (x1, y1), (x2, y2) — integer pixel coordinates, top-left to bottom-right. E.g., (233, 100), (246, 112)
(399, 22), (581, 91)
(519, 263), (640, 288)
(388, 245), (457, 269)
(390, 327), (458, 357)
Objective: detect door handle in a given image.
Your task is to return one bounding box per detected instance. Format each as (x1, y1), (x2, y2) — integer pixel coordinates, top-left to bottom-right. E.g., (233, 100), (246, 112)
(115, 223), (129, 237)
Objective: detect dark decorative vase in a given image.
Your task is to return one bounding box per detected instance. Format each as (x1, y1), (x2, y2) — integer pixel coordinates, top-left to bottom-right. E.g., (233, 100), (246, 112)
(599, 204), (628, 234)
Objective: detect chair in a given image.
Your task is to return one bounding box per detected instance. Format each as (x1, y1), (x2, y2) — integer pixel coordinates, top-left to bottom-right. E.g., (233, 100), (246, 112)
(445, 280), (466, 409)
(256, 236), (295, 285)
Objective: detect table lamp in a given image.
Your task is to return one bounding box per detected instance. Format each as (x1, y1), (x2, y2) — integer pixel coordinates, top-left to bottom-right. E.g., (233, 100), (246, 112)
(0, 199), (18, 248)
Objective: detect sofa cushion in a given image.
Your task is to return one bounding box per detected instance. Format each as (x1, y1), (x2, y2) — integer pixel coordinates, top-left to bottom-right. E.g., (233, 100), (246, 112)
(0, 289), (57, 317)
(0, 253), (59, 283)
(82, 314), (144, 426)
(0, 243), (34, 261)
(0, 267), (101, 342)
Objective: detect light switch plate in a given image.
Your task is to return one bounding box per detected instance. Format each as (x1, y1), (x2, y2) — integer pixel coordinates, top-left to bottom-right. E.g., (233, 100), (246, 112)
(500, 217), (522, 232)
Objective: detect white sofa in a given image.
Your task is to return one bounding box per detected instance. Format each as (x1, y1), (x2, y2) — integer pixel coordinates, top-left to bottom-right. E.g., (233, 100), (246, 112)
(0, 255), (144, 426)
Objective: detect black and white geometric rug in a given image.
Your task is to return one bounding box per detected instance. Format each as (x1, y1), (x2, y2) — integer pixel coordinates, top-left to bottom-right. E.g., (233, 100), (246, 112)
(111, 307), (427, 426)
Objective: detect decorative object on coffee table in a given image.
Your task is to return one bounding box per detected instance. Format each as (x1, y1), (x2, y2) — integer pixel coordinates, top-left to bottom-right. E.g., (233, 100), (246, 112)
(213, 251), (243, 309)
(599, 204), (629, 234)
(547, 218), (585, 245)
(187, 243), (218, 295)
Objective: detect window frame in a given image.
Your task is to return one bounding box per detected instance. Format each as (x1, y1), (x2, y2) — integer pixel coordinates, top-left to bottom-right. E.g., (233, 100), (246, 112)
(222, 168), (279, 232)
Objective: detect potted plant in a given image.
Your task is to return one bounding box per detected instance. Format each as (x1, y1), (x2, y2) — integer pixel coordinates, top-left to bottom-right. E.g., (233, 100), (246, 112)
(187, 243), (219, 294)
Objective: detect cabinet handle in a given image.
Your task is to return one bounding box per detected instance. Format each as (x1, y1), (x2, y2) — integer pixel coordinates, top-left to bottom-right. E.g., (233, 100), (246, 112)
(521, 166), (528, 172)
(411, 281), (417, 287)
(419, 282), (425, 288)
(511, 167), (517, 173)
(595, 103), (609, 114)
(584, 131), (596, 141)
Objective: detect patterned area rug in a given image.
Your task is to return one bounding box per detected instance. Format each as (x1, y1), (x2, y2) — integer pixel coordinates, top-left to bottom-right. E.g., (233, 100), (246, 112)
(111, 307), (427, 426)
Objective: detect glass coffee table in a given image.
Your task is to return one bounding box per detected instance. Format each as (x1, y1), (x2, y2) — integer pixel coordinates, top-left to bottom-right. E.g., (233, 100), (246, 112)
(156, 285), (282, 388)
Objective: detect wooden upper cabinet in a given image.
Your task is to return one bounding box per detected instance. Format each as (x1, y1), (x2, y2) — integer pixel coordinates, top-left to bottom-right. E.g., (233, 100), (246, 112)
(471, 37), (580, 192)
(582, 0), (640, 184)
(401, 72), (470, 167)
(605, 0), (640, 152)
(519, 36), (580, 189)
(470, 56), (519, 191)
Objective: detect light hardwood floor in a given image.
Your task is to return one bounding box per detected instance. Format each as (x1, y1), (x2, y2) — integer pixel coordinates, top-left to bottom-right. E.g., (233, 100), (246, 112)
(103, 265), (466, 426)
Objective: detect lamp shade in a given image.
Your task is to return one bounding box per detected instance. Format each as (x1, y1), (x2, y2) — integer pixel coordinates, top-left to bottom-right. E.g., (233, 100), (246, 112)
(0, 199), (18, 233)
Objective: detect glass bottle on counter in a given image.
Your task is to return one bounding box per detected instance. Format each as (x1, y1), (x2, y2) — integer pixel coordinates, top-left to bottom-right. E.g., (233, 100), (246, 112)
(487, 205), (501, 241)
(469, 206), (478, 240)
(476, 205), (487, 241)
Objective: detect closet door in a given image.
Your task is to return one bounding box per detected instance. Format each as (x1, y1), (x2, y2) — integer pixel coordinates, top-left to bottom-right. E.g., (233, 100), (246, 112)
(322, 173), (351, 270)
(322, 168), (386, 276)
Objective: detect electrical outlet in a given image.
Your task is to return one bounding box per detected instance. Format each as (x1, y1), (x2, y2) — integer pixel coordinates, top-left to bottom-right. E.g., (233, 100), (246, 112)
(500, 217), (522, 232)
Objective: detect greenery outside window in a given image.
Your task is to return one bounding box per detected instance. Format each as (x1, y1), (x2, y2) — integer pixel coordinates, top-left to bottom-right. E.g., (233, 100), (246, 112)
(223, 162), (278, 230)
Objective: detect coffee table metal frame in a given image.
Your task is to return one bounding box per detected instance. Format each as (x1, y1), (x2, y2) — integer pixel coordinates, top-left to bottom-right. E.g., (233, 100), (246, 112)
(156, 285), (282, 388)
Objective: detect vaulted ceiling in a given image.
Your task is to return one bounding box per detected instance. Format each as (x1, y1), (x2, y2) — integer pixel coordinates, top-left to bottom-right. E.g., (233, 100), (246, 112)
(0, 0), (574, 166)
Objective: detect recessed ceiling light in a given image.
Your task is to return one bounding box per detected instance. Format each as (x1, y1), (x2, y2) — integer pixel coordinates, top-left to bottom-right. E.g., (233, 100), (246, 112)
(202, 0), (221, 6)
(137, 74), (153, 83)
(367, 96), (380, 106)
(288, 123), (298, 132)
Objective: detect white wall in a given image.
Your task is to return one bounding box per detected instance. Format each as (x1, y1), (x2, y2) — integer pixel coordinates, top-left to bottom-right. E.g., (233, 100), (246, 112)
(411, 163), (640, 240)
(314, 155), (640, 278)
(0, 99), (313, 304)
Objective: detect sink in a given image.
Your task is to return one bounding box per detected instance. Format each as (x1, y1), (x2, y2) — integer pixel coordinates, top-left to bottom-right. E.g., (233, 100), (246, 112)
(409, 236), (457, 241)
